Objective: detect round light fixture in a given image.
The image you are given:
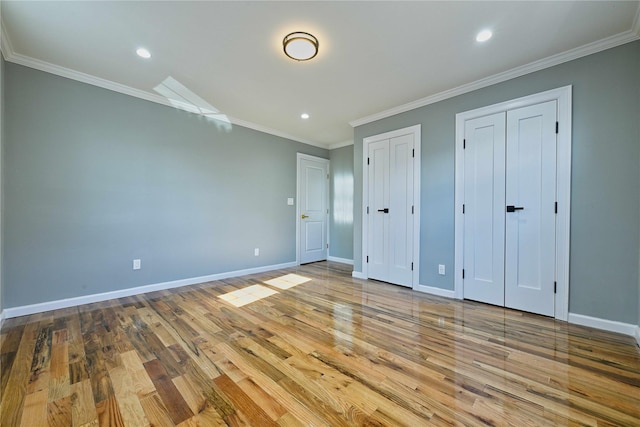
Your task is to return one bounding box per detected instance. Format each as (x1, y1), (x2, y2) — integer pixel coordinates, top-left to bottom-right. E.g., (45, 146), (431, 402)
(283, 32), (319, 61)
(136, 47), (151, 59)
(476, 30), (493, 42)
(301, 113), (310, 119)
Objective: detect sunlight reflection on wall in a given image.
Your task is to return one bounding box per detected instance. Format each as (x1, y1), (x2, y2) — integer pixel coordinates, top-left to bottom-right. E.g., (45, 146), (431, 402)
(333, 172), (353, 225)
(154, 76), (233, 132)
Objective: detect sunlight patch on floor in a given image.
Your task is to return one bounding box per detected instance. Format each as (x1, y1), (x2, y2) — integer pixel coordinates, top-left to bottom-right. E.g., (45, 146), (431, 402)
(264, 273), (311, 290)
(218, 284), (278, 307)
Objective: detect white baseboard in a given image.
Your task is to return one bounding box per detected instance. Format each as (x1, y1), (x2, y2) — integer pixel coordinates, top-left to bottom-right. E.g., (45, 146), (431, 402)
(327, 256), (354, 265)
(635, 326), (640, 347)
(0, 309), (5, 330)
(568, 312), (637, 337)
(415, 284), (456, 299)
(352, 271), (366, 280)
(3, 261), (297, 319)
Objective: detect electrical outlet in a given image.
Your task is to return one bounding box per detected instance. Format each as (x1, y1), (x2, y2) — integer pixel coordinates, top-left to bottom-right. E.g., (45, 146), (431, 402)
(133, 259), (141, 270)
(438, 264), (445, 275)
(254, 248), (260, 256)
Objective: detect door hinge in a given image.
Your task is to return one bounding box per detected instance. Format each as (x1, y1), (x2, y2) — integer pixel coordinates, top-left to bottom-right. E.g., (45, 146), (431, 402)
(367, 206), (369, 214)
(366, 256), (369, 263)
(462, 204), (465, 214)
(412, 149), (415, 158)
(462, 269), (465, 279)
(554, 281), (557, 294)
(327, 173), (329, 179)
(327, 208), (329, 214)
(554, 202), (558, 214)
(412, 205), (414, 214)
(411, 262), (414, 271)
(367, 157), (370, 165)
(463, 139), (466, 149)
(555, 122), (559, 134)
(327, 243), (329, 248)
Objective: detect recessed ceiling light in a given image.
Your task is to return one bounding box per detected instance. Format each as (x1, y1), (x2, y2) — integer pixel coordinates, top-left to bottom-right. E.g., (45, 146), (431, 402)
(301, 113), (310, 119)
(136, 47), (151, 59)
(476, 30), (493, 42)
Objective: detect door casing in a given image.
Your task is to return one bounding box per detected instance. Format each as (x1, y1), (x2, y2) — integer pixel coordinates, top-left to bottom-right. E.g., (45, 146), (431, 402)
(454, 86), (572, 321)
(362, 125), (421, 288)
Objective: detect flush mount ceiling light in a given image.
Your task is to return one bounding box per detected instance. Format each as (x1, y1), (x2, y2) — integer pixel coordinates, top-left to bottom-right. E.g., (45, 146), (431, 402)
(136, 47), (151, 59)
(476, 29), (493, 42)
(301, 113), (310, 119)
(283, 32), (319, 61)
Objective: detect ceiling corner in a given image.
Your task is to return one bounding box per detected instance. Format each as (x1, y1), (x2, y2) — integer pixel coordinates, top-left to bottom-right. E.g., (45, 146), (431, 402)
(0, 16), (15, 60)
(632, 2), (640, 37)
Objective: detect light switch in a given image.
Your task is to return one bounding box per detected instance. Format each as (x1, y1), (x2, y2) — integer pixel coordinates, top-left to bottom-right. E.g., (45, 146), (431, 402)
(287, 198), (294, 205)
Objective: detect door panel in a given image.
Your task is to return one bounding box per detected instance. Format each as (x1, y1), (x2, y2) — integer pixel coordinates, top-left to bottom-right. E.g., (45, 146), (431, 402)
(300, 157), (328, 264)
(463, 113), (506, 306)
(388, 134), (414, 286)
(505, 101), (557, 316)
(368, 140), (390, 281)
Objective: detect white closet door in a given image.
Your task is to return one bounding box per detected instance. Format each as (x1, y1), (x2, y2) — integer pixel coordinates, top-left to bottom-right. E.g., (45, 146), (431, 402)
(463, 113), (506, 306)
(367, 135), (414, 287)
(388, 134), (414, 286)
(368, 140), (390, 281)
(505, 101), (557, 316)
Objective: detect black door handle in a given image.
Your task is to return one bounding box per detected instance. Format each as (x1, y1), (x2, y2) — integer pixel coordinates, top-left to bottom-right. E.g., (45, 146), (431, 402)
(506, 205), (524, 212)
(377, 208), (389, 213)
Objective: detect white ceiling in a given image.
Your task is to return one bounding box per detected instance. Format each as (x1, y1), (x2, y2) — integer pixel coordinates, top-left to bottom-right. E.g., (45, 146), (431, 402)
(2, 1), (639, 149)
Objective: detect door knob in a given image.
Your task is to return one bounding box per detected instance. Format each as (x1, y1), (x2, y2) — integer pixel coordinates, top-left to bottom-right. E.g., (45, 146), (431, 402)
(506, 205), (524, 212)
(301, 214), (309, 219)
(377, 208), (389, 213)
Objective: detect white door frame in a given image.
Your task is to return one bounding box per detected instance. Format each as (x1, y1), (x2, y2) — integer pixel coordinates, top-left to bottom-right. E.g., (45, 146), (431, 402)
(296, 153), (330, 265)
(454, 86), (572, 321)
(362, 124), (421, 288)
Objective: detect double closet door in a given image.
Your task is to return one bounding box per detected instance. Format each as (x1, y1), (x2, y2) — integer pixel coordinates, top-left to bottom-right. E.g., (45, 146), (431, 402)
(367, 133), (415, 287)
(463, 100), (557, 316)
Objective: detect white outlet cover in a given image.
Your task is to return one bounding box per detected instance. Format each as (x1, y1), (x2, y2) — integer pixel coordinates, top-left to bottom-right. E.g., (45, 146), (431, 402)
(287, 198), (294, 205)
(133, 259), (141, 270)
(438, 264), (445, 275)
(254, 248), (260, 256)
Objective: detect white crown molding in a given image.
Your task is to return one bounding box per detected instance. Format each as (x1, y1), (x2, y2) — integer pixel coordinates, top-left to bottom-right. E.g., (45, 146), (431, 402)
(350, 28), (640, 128)
(2, 261), (297, 319)
(1, 43), (329, 150)
(328, 140), (354, 150)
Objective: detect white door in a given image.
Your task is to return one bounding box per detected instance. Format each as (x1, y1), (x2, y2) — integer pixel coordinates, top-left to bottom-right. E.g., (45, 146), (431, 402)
(299, 155), (329, 264)
(463, 113), (506, 306)
(462, 101), (557, 316)
(505, 101), (557, 316)
(367, 134), (414, 287)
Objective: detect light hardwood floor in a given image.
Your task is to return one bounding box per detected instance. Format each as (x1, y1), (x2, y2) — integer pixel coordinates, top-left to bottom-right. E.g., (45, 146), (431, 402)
(1, 261), (639, 426)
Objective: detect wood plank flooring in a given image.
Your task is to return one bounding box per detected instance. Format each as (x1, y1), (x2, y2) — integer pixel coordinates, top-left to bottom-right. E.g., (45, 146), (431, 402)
(1, 261), (639, 426)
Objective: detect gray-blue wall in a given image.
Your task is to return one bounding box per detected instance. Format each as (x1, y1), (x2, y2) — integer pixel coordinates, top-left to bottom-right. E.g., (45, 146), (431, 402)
(354, 41), (640, 324)
(4, 63), (328, 308)
(329, 145), (354, 261)
(0, 55), (5, 313)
